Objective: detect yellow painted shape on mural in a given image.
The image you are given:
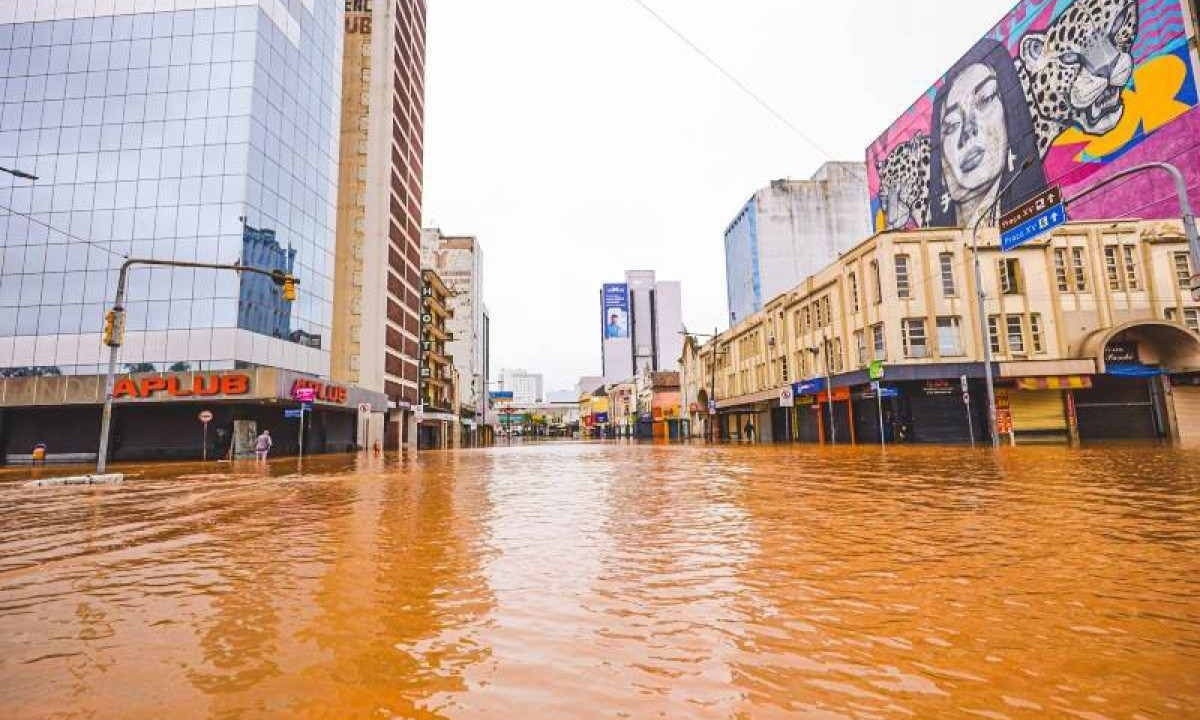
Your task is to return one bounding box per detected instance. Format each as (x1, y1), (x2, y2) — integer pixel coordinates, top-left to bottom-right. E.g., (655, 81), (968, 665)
(874, 208), (886, 232)
(1052, 54), (1192, 158)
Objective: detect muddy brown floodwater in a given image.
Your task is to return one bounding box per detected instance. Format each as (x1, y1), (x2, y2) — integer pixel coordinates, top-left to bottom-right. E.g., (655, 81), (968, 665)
(1, 442), (1199, 719)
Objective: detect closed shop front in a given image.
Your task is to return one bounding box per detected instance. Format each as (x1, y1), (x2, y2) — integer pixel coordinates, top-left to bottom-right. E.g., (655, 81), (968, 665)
(793, 402), (821, 443)
(1075, 375), (1162, 440)
(1007, 389), (1067, 441)
(1169, 378), (1200, 442)
(907, 380), (973, 443)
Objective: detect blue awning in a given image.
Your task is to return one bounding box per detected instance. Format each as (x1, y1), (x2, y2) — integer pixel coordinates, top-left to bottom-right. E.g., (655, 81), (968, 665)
(1106, 363), (1163, 377)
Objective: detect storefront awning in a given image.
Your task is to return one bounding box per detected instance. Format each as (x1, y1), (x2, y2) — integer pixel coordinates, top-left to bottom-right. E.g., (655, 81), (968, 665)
(1015, 375), (1093, 390)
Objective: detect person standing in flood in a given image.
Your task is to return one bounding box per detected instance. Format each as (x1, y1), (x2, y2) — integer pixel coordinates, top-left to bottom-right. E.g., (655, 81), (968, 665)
(254, 429), (272, 462)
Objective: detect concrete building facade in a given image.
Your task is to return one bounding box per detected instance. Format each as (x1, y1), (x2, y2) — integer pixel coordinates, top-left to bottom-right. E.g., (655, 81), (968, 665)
(724, 163), (872, 326)
(689, 219), (1200, 445)
(418, 269), (457, 449)
(600, 270), (683, 382)
(420, 228), (486, 439)
(500, 368), (542, 406)
(331, 0), (427, 451)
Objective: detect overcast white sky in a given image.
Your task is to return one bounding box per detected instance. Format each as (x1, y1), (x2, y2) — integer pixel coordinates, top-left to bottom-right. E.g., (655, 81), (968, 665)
(422, 0), (1016, 392)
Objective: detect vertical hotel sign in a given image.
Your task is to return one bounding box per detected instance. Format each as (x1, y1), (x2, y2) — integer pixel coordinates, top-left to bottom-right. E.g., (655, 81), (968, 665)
(601, 284), (629, 339)
(346, 0), (372, 33)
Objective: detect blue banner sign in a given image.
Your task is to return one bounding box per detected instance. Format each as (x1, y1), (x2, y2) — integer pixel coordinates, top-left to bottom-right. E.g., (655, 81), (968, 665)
(1001, 203), (1067, 251)
(489, 391), (514, 401)
(284, 408), (303, 419)
(601, 283), (629, 339)
(792, 377), (826, 396)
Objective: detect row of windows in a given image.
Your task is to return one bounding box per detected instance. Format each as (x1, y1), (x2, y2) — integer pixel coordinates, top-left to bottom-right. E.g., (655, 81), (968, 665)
(0, 9), (260, 49)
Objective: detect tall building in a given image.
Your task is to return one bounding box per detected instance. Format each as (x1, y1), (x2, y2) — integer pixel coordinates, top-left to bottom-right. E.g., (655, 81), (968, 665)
(0, 4), (389, 460)
(418, 268), (457, 449)
(500, 368), (542, 406)
(600, 270), (683, 382)
(725, 163), (871, 325)
(332, 0), (427, 450)
(420, 228), (485, 425)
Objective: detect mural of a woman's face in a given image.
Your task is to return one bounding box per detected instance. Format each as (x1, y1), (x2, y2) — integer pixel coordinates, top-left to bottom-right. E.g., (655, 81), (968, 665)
(939, 63), (1008, 199)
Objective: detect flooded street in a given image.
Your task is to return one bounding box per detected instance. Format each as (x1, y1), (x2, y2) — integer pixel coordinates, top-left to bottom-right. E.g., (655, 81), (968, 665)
(1, 442), (1199, 719)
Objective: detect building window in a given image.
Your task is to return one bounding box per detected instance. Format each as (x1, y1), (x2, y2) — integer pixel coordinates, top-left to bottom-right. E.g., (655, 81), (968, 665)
(1030, 313), (1045, 353)
(1104, 246), (1121, 289)
(1006, 314), (1025, 354)
(1071, 248), (1088, 292)
(871, 322), (885, 360)
(1175, 252), (1193, 290)
(1054, 248), (1069, 291)
(988, 316), (1002, 354)
(936, 316), (963, 356)
(1166, 307), (1200, 333)
(902, 318), (927, 358)
(895, 255), (911, 299)
(831, 338), (844, 372)
(848, 272), (860, 314)
(1122, 245), (1140, 290)
(854, 329), (867, 366)
(1104, 244), (1141, 291)
(998, 258), (1022, 295)
(801, 306), (811, 332)
(939, 252), (956, 297)
(870, 260), (882, 304)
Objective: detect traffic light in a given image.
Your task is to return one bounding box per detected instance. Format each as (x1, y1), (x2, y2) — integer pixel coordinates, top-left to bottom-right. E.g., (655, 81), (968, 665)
(282, 276), (296, 301)
(102, 309), (125, 348)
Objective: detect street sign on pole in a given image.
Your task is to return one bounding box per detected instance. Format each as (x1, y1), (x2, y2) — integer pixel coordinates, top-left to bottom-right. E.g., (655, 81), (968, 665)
(1000, 186), (1068, 251)
(707, 400), (716, 416)
(284, 409), (303, 419)
(198, 410), (213, 461)
(960, 375), (969, 392)
(868, 360), (885, 381)
(778, 387), (794, 408)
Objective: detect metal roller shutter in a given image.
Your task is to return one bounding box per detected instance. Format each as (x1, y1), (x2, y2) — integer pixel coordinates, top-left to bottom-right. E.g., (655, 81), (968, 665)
(1009, 390), (1066, 432)
(1172, 386), (1200, 442)
(795, 405), (820, 443)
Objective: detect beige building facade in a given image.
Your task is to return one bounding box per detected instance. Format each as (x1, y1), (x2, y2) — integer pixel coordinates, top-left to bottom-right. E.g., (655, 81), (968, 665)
(686, 220), (1200, 444)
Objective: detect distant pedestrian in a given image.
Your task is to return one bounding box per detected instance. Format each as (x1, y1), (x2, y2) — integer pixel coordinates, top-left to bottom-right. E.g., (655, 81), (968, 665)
(31, 441), (47, 465)
(743, 420), (756, 442)
(254, 429), (272, 462)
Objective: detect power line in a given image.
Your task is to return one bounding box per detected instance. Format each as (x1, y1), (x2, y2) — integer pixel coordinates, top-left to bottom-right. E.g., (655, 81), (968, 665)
(0, 202), (128, 260)
(626, 0), (834, 160)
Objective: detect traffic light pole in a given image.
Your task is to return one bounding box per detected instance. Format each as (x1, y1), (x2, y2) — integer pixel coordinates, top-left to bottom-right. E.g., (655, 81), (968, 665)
(96, 258), (298, 474)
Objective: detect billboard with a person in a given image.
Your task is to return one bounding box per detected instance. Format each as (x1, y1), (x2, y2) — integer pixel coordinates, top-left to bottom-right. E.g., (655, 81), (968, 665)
(867, 0), (1200, 233)
(602, 284), (629, 339)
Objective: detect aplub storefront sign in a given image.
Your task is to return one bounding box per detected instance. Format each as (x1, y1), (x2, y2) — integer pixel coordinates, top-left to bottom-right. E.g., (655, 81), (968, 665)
(113, 372), (252, 400)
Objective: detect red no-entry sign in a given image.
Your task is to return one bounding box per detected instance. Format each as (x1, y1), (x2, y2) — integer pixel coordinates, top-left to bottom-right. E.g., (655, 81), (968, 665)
(198, 410), (213, 424)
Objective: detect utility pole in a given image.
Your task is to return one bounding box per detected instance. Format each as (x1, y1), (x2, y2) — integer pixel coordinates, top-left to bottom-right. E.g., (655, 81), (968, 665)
(96, 257), (298, 474)
(970, 158), (1033, 449)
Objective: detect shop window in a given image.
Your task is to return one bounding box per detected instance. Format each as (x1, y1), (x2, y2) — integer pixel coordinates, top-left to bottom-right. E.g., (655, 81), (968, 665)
(1175, 252), (1193, 290)
(936, 316), (963, 356)
(939, 252), (956, 297)
(870, 259), (882, 304)
(871, 322), (885, 360)
(895, 255), (911, 299)
(848, 271), (859, 314)
(1006, 314), (1025, 354)
(998, 258), (1022, 295)
(902, 317), (927, 358)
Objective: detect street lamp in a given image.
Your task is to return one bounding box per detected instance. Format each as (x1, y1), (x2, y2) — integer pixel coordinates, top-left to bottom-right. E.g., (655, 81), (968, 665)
(95, 257), (299, 474)
(0, 165), (37, 180)
(970, 157), (1034, 449)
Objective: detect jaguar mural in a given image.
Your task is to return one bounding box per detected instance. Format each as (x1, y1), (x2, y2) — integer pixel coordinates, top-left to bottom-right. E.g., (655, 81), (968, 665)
(867, 0), (1199, 232)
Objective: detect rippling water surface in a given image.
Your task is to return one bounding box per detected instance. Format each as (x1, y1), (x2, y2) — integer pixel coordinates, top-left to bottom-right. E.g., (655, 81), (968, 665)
(1, 442), (1199, 719)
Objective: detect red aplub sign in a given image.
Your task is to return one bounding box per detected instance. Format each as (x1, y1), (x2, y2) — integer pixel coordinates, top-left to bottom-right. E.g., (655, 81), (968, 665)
(290, 379), (347, 405)
(113, 373), (251, 400)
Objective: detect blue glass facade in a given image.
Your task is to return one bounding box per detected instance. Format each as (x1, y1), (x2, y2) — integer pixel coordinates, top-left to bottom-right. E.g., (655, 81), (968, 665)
(0, 3), (341, 374)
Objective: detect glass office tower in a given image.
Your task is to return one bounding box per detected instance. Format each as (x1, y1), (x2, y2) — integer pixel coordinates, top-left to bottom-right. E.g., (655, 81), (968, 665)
(0, 2), (342, 377)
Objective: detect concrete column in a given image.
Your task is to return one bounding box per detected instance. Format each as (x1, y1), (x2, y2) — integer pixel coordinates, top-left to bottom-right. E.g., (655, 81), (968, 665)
(405, 412), (418, 452)
(450, 422), (461, 449)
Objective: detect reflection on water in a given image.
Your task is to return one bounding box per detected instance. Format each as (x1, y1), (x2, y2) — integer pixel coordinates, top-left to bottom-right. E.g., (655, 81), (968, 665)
(1, 443), (1198, 718)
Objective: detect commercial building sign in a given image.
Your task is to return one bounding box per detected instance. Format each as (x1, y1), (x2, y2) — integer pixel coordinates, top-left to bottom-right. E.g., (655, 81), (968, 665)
(867, 0), (1200, 233)
(114, 373), (251, 400)
(601, 283), (629, 339)
(289, 378), (348, 404)
(792, 378), (826, 396)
